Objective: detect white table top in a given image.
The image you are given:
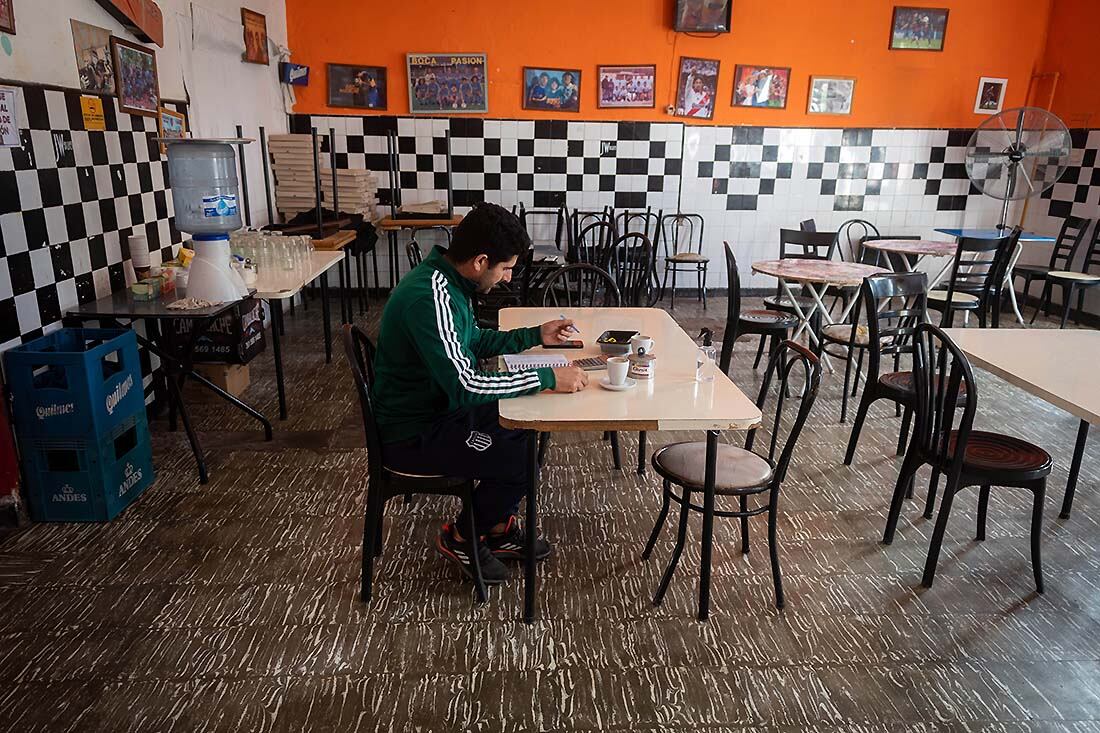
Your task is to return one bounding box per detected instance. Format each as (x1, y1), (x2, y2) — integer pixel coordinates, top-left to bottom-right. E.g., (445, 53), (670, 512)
(252, 251), (344, 300)
(862, 239), (957, 258)
(497, 307), (762, 432)
(945, 328), (1100, 425)
(751, 259), (888, 287)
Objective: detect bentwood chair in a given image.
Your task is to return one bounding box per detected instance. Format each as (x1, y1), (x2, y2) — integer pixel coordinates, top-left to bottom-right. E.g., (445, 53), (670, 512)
(537, 264), (626, 470)
(603, 232), (654, 307)
(642, 340), (821, 611)
(567, 207), (613, 262)
(928, 229), (1020, 328)
(827, 219), (882, 312)
(572, 219), (616, 267)
(842, 272), (930, 461)
(474, 249), (534, 329)
(1014, 215), (1091, 320)
(405, 240), (423, 269)
(720, 242), (798, 373)
(1034, 221), (1100, 328)
(616, 208), (663, 305)
(343, 324), (488, 604)
(658, 213), (709, 310)
(883, 323), (1051, 592)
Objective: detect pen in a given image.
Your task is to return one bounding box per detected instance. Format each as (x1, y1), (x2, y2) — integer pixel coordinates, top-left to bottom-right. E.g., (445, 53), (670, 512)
(559, 314), (580, 335)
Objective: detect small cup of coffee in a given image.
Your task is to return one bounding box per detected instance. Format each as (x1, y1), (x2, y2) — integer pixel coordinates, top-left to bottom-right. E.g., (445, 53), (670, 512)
(606, 356), (630, 386)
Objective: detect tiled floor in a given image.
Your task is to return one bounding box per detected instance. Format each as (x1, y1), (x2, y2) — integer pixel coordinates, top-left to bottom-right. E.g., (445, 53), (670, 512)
(1, 293), (1099, 732)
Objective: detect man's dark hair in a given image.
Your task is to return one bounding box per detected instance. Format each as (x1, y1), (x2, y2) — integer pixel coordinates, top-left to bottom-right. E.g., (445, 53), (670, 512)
(448, 202), (531, 265)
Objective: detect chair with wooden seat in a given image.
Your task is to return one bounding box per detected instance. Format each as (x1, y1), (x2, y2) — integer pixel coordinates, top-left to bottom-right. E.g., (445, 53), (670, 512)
(928, 229), (1020, 328)
(720, 242), (798, 373)
(882, 323), (1051, 592)
(1014, 215), (1091, 321)
(642, 340), (821, 610)
(1034, 221), (1100, 328)
(658, 212), (709, 309)
(343, 324), (488, 604)
(843, 272), (929, 461)
(762, 228), (838, 358)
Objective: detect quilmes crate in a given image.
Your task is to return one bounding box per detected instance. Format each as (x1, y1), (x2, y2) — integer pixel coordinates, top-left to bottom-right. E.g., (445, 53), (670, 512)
(3, 328), (145, 439)
(18, 412), (155, 522)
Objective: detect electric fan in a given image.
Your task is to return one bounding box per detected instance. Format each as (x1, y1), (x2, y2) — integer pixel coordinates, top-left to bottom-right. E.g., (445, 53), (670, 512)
(965, 106), (1072, 229)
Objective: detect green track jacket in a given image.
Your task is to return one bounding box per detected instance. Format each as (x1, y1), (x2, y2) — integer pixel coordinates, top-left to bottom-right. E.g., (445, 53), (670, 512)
(372, 246), (556, 443)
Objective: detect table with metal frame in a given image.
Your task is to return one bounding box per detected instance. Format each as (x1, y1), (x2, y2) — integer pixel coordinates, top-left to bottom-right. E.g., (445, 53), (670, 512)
(377, 216), (464, 290)
(498, 307), (762, 623)
(935, 228), (1057, 325)
(945, 327), (1098, 519)
(751, 259), (888, 370)
(65, 292), (273, 484)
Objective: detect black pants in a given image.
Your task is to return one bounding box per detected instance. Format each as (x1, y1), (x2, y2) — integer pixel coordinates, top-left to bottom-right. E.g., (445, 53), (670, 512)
(384, 403), (529, 536)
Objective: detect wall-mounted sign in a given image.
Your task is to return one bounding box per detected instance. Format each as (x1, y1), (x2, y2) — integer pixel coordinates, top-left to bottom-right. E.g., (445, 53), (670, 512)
(93, 0), (164, 47)
(80, 95), (106, 131)
(279, 62), (310, 86)
(0, 87), (19, 147)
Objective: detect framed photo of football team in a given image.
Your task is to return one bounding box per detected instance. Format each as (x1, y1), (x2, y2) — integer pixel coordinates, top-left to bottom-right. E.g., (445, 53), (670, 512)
(522, 67), (581, 113)
(597, 65), (656, 109)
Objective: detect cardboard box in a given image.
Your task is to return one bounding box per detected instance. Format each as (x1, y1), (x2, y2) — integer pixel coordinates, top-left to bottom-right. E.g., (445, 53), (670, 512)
(192, 364), (250, 398)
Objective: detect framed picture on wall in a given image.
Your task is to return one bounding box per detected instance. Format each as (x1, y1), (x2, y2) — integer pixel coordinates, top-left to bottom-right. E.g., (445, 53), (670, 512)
(157, 107), (186, 154)
(732, 65), (790, 109)
(0, 0), (14, 34)
(674, 0), (731, 33)
(808, 76), (855, 115)
(71, 20), (115, 95)
(407, 53), (488, 114)
(889, 7), (949, 51)
(974, 77), (1008, 115)
(110, 37), (160, 117)
(674, 57), (719, 120)
(522, 67), (580, 113)
(241, 8), (269, 65)
(597, 65), (656, 108)
(328, 64), (387, 109)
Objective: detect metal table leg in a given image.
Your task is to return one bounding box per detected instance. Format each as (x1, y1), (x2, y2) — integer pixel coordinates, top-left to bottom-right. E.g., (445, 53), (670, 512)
(268, 300), (288, 420)
(389, 230), (400, 290)
(524, 430), (539, 623)
(1061, 420), (1090, 518)
(697, 429), (719, 621)
(320, 267), (333, 364)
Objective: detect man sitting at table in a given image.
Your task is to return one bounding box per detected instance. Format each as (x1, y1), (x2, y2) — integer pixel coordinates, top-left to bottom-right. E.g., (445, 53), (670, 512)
(372, 202), (588, 586)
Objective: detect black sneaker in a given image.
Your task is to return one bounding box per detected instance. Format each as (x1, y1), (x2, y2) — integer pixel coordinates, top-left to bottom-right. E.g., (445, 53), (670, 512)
(434, 524), (510, 585)
(486, 515), (552, 561)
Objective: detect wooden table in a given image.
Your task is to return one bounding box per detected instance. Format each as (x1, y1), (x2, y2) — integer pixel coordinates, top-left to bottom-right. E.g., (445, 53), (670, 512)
(498, 307), (762, 622)
(935, 228), (1058, 326)
(254, 251), (344, 417)
(751, 259), (887, 370)
(945, 328), (1099, 518)
(376, 215), (463, 290)
(862, 239), (957, 290)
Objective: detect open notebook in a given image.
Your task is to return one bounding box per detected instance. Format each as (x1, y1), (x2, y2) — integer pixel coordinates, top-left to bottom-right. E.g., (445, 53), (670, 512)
(502, 354), (569, 371)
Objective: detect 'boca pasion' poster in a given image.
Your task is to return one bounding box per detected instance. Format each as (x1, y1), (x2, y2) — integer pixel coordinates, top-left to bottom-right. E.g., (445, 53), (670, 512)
(407, 53), (488, 114)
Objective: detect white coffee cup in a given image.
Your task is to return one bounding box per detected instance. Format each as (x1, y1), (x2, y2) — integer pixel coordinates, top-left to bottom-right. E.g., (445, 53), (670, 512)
(630, 334), (654, 356)
(606, 356), (629, 386)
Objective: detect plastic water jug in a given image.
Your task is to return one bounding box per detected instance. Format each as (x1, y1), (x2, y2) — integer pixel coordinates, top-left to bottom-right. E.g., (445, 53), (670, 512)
(166, 142), (243, 235)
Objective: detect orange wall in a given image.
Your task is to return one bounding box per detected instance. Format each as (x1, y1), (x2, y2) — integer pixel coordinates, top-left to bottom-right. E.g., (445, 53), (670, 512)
(1040, 0), (1100, 128)
(287, 0), (1051, 128)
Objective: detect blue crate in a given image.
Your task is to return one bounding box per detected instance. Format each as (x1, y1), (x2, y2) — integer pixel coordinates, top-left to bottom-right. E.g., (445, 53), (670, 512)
(3, 328), (146, 439)
(18, 412), (155, 522)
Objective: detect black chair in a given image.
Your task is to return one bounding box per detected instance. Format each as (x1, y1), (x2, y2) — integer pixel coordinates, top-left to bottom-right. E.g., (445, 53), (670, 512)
(719, 242), (798, 373)
(1014, 215), (1091, 320)
(843, 272), (929, 461)
(342, 324), (488, 604)
(474, 249), (534, 329)
(537, 264), (625, 469)
(927, 230), (1020, 328)
(519, 202), (567, 251)
(883, 323), (1051, 592)
(761, 228), (838, 361)
(834, 219), (881, 264)
(1034, 221), (1100, 328)
(568, 207), (613, 262)
(642, 340), (821, 611)
(658, 213), (709, 310)
(799, 219), (817, 232)
(616, 208), (663, 306)
(572, 219), (616, 267)
(604, 232), (654, 307)
(405, 239), (423, 269)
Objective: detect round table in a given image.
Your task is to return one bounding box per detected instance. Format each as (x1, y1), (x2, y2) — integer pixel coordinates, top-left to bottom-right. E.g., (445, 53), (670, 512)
(751, 259), (888, 369)
(862, 239), (957, 291)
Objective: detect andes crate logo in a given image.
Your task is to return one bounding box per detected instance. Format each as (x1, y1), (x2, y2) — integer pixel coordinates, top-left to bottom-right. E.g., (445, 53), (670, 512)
(119, 462), (144, 497)
(52, 484), (88, 503)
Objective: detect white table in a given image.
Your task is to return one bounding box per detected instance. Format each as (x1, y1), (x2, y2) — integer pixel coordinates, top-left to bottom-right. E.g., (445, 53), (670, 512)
(498, 307), (762, 622)
(945, 328), (1099, 518)
(254, 251), (344, 419)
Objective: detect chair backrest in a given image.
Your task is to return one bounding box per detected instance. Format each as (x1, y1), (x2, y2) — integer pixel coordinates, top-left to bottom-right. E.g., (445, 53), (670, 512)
(540, 263), (621, 308)
(569, 207), (613, 260)
(855, 272), (929, 383)
(343, 324), (384, 483)
(721, 241), (743, 373)
(605, 232), (653, 307)
(911, 323), (978, 475)
(863, 234), (921, 272)
(779, 228), (837, 261)
(405, 239), (423, 269)
(616, 207), (662, 243)
(939, 228), (1020, 324)
(799, 219), (817, 233)
(573, 219), (616, 265)
(520, 203), (566, 250)
(835, 219), (881, 264)
(1078, 220), (1100, 275)
(745, 340), (822, 484)
(1047, 215), (1091, 271)
(660, 213), (705, 259)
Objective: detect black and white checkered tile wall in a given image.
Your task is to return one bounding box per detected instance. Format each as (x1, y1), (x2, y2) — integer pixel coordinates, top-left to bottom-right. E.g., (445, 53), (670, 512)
(1037, 129), (1100, 221)
(0, 83), (187, 350)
